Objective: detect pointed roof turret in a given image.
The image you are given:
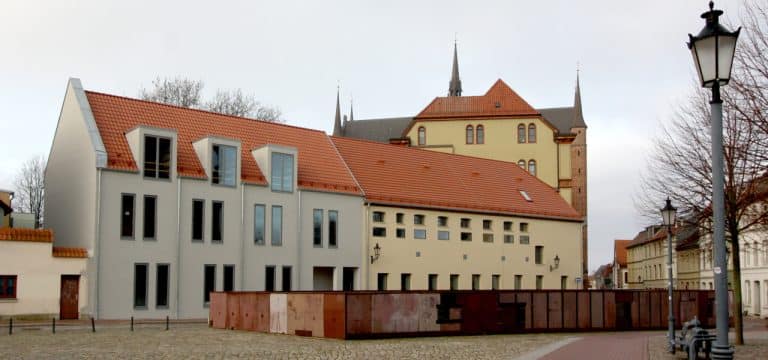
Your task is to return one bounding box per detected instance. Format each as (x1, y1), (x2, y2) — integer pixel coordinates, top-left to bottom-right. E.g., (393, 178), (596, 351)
(333, 87), (343, 136)
(572, 71), (587, 128)
(349, 96), (354, 122)
(448, 42), (462, 97)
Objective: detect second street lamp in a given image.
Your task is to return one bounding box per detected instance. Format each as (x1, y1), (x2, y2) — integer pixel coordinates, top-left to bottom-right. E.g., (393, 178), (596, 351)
(660, 198), (677, 353)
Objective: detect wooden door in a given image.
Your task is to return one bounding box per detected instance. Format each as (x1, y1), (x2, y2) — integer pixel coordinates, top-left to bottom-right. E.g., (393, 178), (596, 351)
(60, 275), (79, 320)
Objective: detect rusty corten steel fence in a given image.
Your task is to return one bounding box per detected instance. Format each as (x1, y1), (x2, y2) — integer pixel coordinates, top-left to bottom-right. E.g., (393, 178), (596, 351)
(209, 290), (717, 339)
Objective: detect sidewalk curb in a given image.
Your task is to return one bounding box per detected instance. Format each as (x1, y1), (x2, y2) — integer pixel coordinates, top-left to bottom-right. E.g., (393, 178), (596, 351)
(514, 337), (581, 360)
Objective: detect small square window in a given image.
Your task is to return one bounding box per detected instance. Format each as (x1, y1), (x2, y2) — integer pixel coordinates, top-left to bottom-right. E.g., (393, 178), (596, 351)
(373, 227), (387, 237)
(504, 234), (514, 244)
(438, 230), (450, 240)
(520, 222), (529, 232)
(414, 229), (427, 239)
(396, 213), (404, 224)
(483, 220), (492, 230)
(503, 221), (513, 231)
(373, 211), (385, 223)
(396, 228), (406, 238)
(414, 214), (425, 225)
(437, 216), (448, 227)
(460, 232), (472, 241)
(460, 218), (471, 228)
(483, 233), (494, 243)
(520, 235), (530, 244)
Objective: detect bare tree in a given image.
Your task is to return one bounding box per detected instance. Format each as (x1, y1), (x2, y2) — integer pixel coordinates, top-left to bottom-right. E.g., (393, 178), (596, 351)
(206, 89), (283, 122)
(140, 77), (204, 109)
(13, 156), (46, 229)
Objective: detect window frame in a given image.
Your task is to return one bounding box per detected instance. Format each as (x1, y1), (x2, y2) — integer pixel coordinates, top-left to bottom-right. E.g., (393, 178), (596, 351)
(0, 275), (18, 299)
(535, 245), (544, 264)
(528, 159), (537, 176)
(460, 218), (471, 228)
(143, 135), (172, 180)
(428, 274), (438, 291)
(483, 233), (494, 243)
(400, 273), (411, 291)
(121, 193), (136, 240)
(373, 211), (385, 223)
(281, 266), (292, 291)
(265, 266), (276, 291)
(413, 229), (427, 240)
(417, 126), (426, 145)
(449, 274), (459, 290)
(223, 264), (235, 292)
(377, 273), (388, 291)
(211, 201), (224, 243)
(271, 205), (283, 246)
(465, 125), (474, 144)
(536, 275), (543, 290)
(143, 195), (157, 241)
(437, 216), (448, 227)
(313, 209), (323, 247)
(203, 264), (216, 307)
(328, 210), (338, 248)
(156, 264), (170, 308)
(476, 125), (484, 144)
(192, 199), (205, 242)
(211, 144), (237, 187)
(133, 263), (149, 309)
(517, 124), (526, 143)
(270, 152), (295, 193)
(396, 228), (406, 238)
(482, 219), (492, 230)
(438, 230), (450, 241)
(492, 274), (500, 290)
(503, 221), (513, 231)
(528, 123), (537, 143)
(413, 214), (425, 225)
(373, 227), (387, 237)
(460, 232), (472, 241)
(254, 204), (266, 245)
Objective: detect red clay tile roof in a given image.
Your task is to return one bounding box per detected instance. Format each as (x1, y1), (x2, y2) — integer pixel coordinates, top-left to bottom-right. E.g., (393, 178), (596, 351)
(331, 136), (581, 220)
(0, 228), (53, 243)
(52, 246), (89, 258)
(85, 91), (360, 195)
(413, 79), (540, 120)
(614, 239), (631, 267)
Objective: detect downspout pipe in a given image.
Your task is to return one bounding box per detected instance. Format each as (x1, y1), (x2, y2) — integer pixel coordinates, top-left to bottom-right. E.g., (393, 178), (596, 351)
(93, 168), (103, 319)
(175, 177), (182, 319)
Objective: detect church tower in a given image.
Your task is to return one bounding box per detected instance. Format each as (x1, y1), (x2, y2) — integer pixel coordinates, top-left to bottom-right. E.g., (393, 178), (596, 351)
(570, 73), (588, 286)
(448, 42), (462, 97)
(332, 87), (343, 136)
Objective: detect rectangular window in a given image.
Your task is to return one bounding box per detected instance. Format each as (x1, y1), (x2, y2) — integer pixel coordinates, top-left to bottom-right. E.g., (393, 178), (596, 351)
(472, 274), (481, 290)
(437, 216), (448, 227)
(192, 200), (204, 242)
(271, 206), (283, 245)
(460, 218), (471, 228)
(520, 222), (529, 232)
(401, 273), (411, 290)
(212, 144), (237, 186)
(156, 264), (169, 308)
(414, 229), (427, 239)
(396, 228), (405, 238)
(450, 274), (459, 290)
(377, 273), (388, 291)
(483, 219), (492, 230)
(504, 235), (514, 244)
(503, 221), (513, 231)
(413, 214), (425, 225)
(143, 195), (157, 240)
(535, 246), (544, 264)
(313, 209), (323, 247)
(373, 211), (385, 222)
(536, 275), (543, 290)
(492, 275), (500, 290)
(212, 201), (223, 242)
(514, 275), (522, 290)
(428, 274), (438, 291)
(203, 265), (216, 306)
(121, 194), (135, 238)
(520, 235), (530, 244)
(460, 232), (472, 241)
(134, 263), (148, 309)
(0, 275), (17, 299)
(561, 276), (568, 290)
(282, 266), (292, 291)
(265, 266), (276, 291)
(224, 265), (235, 292)
(483, 233), (494, 243)
(143, 136), (171, 179)
(270, 152), (294, 192)
(328, 211), (338, 247)
(254, 204), (265, 245)
(395, 213), (404, 224)
(438, 230), (450, 240)
(373, 227), (387, 237)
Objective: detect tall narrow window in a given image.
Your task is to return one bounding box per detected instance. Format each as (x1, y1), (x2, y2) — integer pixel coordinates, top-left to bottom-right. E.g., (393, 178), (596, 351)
(535, 246), (544, 264)
(466, 125), (474, 144)
(134, 263), (148, 309)
(121, 194), (135, 238)
(328, 210), (338, 247)
(472, 274), (481, 290)
(282, 266), (292, 291)
(514, 275), (522, 290)
(265, 266), (275, 291)
(428, 274), (438, 291)
(270, 152), (294, 192)
(450, 274), (459, 290)
(156, 264), (169, 308)
(223, 265), (235, 292)
(212, 201), (223, 243)
(536, 275), (543, 290)
(271, 206), (283, 246)
(528, 124), (537, 143)
(492, 274), (500, 290)
(528, 160), (537, 176)
(143, 195), (157, 240)
(418, 127), (426, 145)
(561, 276), (568, 290)
(377, 273), (388, 291)
(203, 265), (216, 305)
(476, 125), (484, 144)
(401, 273), (411, 290)
(313, 209), (323, 247)
(144, 136), (171, 179)
(192, 200), (204, 242)
(517, 124), (526, 143)
(212, 144), (237, 186)
(517, 159), (526, 168)
(254, 204), (265, 245)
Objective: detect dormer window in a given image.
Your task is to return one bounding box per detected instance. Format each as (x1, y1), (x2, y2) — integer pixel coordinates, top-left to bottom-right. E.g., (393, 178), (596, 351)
(212, 145), (237, 186)
(271, 152), (294, 192)
(144, 136), (171, 179)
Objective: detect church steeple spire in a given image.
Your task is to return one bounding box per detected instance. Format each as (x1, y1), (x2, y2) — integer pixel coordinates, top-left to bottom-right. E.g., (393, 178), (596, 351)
(333, 87), (343, 136)
(349, 96), (354, 122)
(448, 41), (462, 97)
(572, 68), (587, 128)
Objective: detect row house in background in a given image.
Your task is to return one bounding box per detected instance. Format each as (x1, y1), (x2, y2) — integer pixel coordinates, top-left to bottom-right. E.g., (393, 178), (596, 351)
(612, 239), (631, 289)
(626, 225), (670, 289)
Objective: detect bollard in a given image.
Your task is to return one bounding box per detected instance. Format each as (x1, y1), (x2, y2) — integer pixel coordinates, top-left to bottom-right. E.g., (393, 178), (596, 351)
(8, 318), (11, 335)
(52, 318), (56, 334)
(91, 317), (95, 332)
(130, 316), (134, 332)
(165, 316), (169, 331)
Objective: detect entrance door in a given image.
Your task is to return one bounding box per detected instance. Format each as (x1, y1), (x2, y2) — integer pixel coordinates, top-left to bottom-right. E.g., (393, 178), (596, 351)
(60, 275), (80, 320)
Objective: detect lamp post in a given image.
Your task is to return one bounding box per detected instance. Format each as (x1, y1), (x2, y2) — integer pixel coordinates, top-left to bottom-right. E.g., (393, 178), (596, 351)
(687, 2), (740, 359)
(660, 198), (677, 354)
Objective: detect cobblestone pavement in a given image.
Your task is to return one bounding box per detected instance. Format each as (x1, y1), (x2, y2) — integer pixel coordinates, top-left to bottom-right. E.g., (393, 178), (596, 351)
(648, 318), (768, 360)
(539, 332), (653, 360)
(0, 324), (568, 360)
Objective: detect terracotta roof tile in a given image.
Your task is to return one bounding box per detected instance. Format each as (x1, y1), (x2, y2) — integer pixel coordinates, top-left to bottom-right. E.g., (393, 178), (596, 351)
(613, 239), (631, 267)
(84, 91), (360, 195)
(0, 228), (53, 243)
(414, 79), (540, 120)
(52, 246), (88, 258)
(331, 137), (581, 220)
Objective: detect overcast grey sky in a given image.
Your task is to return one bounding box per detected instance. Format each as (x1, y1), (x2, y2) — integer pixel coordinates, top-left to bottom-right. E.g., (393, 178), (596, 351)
(0, 0), (744, 271)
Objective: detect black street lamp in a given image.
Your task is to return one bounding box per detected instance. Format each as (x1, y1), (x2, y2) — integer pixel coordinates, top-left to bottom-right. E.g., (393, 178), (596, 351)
(370, 243), (381, 264)
(687, 2), (740, 359)
(660, 198), (677, 353)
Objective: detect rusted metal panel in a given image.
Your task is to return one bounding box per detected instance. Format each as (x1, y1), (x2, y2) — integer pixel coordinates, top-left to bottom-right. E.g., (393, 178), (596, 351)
(532, 292), (548, 329)
(287, 293), (324, 337)
(577, 291), (590, 329)
(253, 293), (270, 332)
(562, 292), (577, 329)
(516, 292), (532, 329)
(547, 292), (562, 329)
(416, 293), (440, 332)
(590, 292), (603, 328)
(372, 293), (420, 334)
(459, 293), (498, 334)
(323, 293), (346, 339)
(238, 293), (256, 331)
(650, 292), (661, 328)
(639, 291), (650, 328)
(345, 294), (372, 336)
(210, 292), (228, 329)
(603, 291), (616, 329)
(269, 293), (287, 334)
(227, 293), (241, 330)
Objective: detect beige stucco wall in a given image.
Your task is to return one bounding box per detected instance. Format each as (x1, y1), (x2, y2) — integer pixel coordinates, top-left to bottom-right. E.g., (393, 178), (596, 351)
(627, 238), (677, 290)
(365, 205), (583, 290)
(0, 241), (87, 318)
(0, 191), (11, 228)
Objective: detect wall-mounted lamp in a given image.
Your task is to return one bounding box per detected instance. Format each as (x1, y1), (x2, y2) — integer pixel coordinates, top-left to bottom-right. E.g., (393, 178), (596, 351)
(549, 255), (560, 272)
(370, 243), (381, 264)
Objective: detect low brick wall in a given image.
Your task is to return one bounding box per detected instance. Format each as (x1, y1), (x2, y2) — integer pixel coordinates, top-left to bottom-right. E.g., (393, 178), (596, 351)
(210, 290), (718, 339)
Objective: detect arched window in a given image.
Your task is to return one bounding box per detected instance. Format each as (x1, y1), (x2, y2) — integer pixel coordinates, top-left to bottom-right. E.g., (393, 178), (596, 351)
(517, 159), (525, 168)
(465, 125), (474, 144)
(418, 127), (426, 145)
(528, 160), (536, 176)
(476, 125), (484, 144)
(528, 124), (537, 143)
(517, 124), (526, 143)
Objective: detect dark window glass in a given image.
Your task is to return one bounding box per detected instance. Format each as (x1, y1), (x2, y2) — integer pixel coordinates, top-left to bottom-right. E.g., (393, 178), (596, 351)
(134, 264), (148, 308)
(460, 232), (472, 241)
(396, 228), (405, 238)
(254, 204), (265, 245)
(212, 144), (237, 186)
(401, 273), (411, 290)
(395, 213), (403, 224)
(437, 216), (448, 227)
(204, 265), (215, 305)
(144, 136), (157, 178)
(561, 276), (568, 290)
(460, 218), (470, 228)
(518, 159), (526, 168)
(377, 273), (388, 291)
(373, 211), (385, 222)
(212, 201), (223, 242)
(528, 124), (537, 143)
(121, 194), (135, 238)
(536, 275), (543, 290)
(476, 125), (484, 144)
(483, 219), (492, 230)
(373, 227), (387, 237)
(428, 274), (438, 291)
(504, 235), (514, 243)
(472, 274), (480, 290)
(519, 234), (529, 243)
(144, 136), (171, 179)
(514, 275), (523, 290)
(483, 234), (494, 243)
(156, 264), (169, 308)
(282, 266), (292, 291)
(503, 221), (513, 231)
(450, 274), (459, 290)
(224, 265), (235, 292)
(342, 267), (355, 291)
(143, 196), (156, 240)
(413, 214), (425, 225)
(271, 206), (282, 246)
(313, 209), (323, 246)
(192, 200), (204, 241)
(265, 266), (275, 291)
(517, 124), (526, 143)
(492, 275), (500, 290)
(0, 276), (18, 299)
(271, 152), (294, 192)
(158, 137), (171, 179)
(520, 222), (529, 232)
(328, 211), (338, 247)
(466, 125), (474, 144)
(535, 246), (544, 264)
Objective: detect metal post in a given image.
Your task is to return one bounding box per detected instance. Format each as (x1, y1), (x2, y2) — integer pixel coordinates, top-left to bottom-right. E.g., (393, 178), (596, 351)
(667, 225), (675, 353)
(130, 316), (134, 332)
(52, 318), (56, 334)
(91, 317), (95, 333)
(166, 316), (169, 331)
(709, 82), (734, 359)
(8, 318), (11, 335)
